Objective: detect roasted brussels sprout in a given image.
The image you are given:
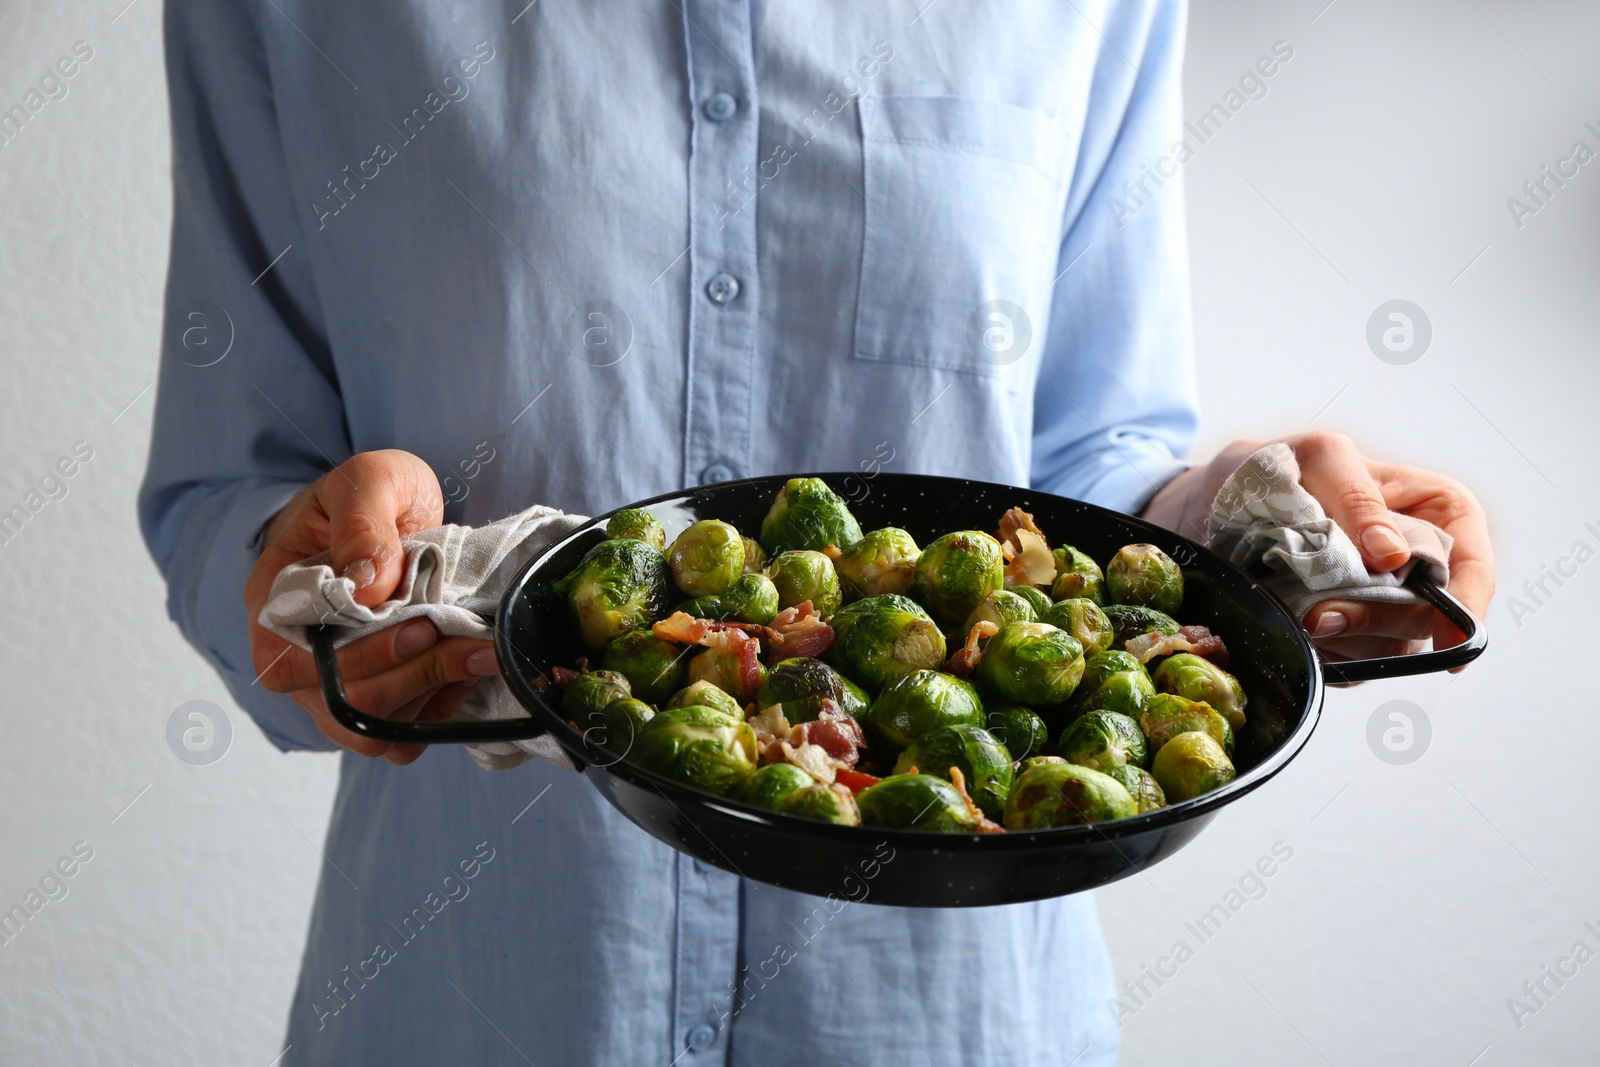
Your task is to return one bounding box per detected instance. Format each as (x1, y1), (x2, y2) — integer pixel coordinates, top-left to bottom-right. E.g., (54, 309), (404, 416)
(914, 530), (1006, 626)
(857, 774), (981, 832)
(1103, 763), (1167, 813)
(587, 697), (655, 756)
(1139, 693), (1234, 756)
(665, 679), (745, 719)
(835, 528), (921, 600)
(973, 622), (1085, 707)
(964, 589), (1038, 635)
(1020, 755), (1068, 773)
(604, 508), (667, 551)
(741, 536), (767, 575)
(759, 477), (864, 555)
(685, 645), (767, 702)
(766, 550), (843, 616)
(630, 706), (758, 795)
(1003, 762), (1136, 830)
(1050, 545), (1106, 604)
(1057, 710), (1149, 771)
(1038, 598), (1114, 657)
(829, 594), (947, 693)
(1107, 543), (1184, 614)
(1068, 650), (1156, 717)
(783, 783), (862, 826)
(561, 669), (633, 720)
(985, 704), (1049, 762)
(1150, 730), (1235, 802)
(668, 519), (746, 597)
(756, 657), (870, 723)
(1007, 584), (1054, 617)
(678, 573), (781, 625)
(864, 669), (985, 756)
(600, 630), (687, 705)
(891, 724), (1013, 820)
(1153, 653), (1247, 729)
(552, 538), (671, 649)
(730, 762), (815, 811)
(1102, 603), (1181, 647)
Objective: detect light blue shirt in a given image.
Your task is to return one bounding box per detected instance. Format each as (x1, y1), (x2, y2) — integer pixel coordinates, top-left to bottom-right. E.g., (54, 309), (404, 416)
(141, 1), (1197, 1063)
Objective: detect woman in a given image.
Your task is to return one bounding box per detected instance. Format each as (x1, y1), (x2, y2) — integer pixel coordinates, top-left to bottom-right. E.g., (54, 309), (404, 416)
(140, 2), (1491, 1063)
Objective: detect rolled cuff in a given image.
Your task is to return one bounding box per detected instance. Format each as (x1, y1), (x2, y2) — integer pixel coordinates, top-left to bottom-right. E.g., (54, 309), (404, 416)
(1035, 437), (1190, 518)
(165, 479), (335, 753)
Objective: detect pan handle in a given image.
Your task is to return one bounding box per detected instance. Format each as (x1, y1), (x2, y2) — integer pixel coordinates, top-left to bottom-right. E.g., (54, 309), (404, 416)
(309, 624), (554, 744)
(1318, 569), (1487, 684)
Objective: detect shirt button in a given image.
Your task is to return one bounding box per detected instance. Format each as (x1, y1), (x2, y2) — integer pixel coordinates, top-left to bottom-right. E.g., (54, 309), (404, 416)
(686, 1022), (718, 1050)
(705, 272), (740, 305)
(703, 92), (738, 122)
(700, 461), (737, 484)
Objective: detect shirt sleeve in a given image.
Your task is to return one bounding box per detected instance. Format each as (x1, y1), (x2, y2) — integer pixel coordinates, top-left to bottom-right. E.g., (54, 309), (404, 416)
(138, 0), (344, 752)
(1031, 0), (1199, 516)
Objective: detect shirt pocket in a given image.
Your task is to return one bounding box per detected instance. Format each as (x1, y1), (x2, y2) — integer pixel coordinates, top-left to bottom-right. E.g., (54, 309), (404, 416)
(854, 95), (1071, 376)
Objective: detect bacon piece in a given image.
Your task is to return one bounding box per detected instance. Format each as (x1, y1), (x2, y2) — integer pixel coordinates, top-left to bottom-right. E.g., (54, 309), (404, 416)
(653, 611), (712, 644)
(821, 544), (843, 561)
(790, 700), (864, 767)
(1006, 529), (1057, 588)
(948, 767), (1005, 833)
(749, 705), (793, 763)
(767, 617), (834, 661)
(759, 600), (836, 661)
(1125, 625), (1228, 666)
(550, 665), (581, 688)
(778, 740), (838, 784)
(834, 768), (881, 794)
(700, 627), (751, 653)
(656, 604), (831, 663)
(997, 508), (1057, 588)
(768, 602), (810, 630)
(997, 507), (1045, 546)
(737, 634), (763, 702)
(652, 612), (769, 684)
(944, 620), (999, 678)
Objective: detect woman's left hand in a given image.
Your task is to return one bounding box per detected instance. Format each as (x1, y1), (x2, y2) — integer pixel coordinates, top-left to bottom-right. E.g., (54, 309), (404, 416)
(1142, 431), (1495, 663)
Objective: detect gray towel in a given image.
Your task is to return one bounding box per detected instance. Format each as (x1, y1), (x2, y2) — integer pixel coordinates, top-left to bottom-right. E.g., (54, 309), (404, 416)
(1205, 443), (1452, 620)
(258, 505), (589, 771)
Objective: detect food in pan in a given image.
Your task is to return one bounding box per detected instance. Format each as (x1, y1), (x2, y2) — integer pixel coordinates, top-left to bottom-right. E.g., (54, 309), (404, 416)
(549, 479), (1248, 832)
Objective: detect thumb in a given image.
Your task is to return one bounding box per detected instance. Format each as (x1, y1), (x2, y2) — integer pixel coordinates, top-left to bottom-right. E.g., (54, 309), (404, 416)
(1293, 432), (1411, 573)
(321, 450), (445, 607)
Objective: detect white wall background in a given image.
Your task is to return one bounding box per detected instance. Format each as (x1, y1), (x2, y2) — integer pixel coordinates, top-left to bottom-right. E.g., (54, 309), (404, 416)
(0, 1), (1594, 1064)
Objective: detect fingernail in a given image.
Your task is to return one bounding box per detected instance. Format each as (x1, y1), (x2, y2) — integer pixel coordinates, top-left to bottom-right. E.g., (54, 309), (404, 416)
(467, 648), (501, 676)
(1312, 611), (1347, 638)
(1361, 525), (1407, 560)
(343, 557), (377, 588)
(393, 620), (437, 658)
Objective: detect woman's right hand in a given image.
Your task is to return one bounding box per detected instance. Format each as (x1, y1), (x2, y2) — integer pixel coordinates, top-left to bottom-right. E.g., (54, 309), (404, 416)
(243, 450), (502, 764)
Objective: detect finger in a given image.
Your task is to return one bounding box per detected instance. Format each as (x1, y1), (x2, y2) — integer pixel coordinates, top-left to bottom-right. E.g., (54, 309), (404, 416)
(1370, 464), (1496, 649)
(259, 619), (443, 694)
(334, 635), (499, 719)
(287, 634), (490, 757)
(1294, 432), (1411, 572)
(378, 687), (441, 765)
(381, 680), (481, 766)
(1304, 600), (1434, 643)
(320, 450), (445, 607)
(1439, 557), (1495, 656)
(291, 687), (396, 759)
